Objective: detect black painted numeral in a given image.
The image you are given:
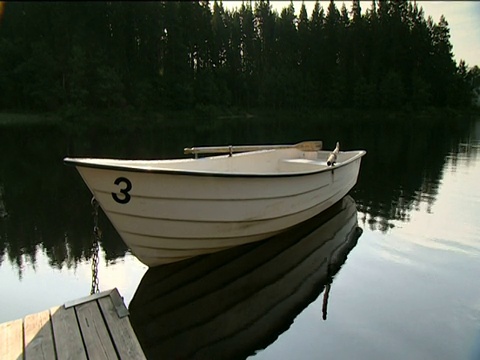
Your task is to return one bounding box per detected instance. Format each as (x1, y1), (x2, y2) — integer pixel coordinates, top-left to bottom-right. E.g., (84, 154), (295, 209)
(112, 177), (132, 204)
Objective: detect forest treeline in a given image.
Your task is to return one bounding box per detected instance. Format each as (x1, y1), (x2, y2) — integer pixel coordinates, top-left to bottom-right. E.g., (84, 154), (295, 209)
(0, 1), (479, 114)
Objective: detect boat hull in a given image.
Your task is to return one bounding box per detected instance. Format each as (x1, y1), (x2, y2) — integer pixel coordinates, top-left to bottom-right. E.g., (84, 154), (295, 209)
(68, 148), (365, 266)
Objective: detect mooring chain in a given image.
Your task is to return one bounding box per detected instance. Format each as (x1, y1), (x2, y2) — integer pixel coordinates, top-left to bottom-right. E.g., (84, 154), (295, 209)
(90, 197), (102, 295)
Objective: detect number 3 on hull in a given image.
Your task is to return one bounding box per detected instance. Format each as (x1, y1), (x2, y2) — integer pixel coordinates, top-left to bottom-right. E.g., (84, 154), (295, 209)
(112, 177), (132, 204)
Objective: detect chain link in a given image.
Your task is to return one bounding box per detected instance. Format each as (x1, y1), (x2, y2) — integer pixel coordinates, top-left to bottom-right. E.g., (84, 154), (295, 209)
(90, 197), (101, 295)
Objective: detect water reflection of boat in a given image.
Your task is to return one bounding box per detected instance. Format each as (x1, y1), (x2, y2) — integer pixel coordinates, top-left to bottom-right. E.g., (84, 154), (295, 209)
(129, 196), (362, 360)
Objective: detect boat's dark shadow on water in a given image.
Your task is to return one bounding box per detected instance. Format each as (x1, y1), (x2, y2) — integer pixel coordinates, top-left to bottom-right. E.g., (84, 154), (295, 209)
(129, 195), (363, 360)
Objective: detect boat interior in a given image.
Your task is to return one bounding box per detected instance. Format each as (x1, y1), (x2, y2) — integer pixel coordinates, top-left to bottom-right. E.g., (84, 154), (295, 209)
(70, 148), (365, 175)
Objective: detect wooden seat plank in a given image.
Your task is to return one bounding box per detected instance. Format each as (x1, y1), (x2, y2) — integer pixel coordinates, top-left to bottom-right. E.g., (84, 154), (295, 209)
(24, 310), (56, 360)
(76, 301), (118, 359)
(0, 318), (23, 360)
(98, 291), (146, 360)
(50, 305), (87, 360)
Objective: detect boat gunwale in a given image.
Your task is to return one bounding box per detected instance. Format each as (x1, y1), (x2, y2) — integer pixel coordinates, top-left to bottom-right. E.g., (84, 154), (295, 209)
(63, 150), (366, 178)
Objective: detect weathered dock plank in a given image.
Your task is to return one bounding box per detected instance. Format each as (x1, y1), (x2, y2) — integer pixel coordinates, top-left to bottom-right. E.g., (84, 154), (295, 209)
(50, 305), (87, 360)
(76, 300), (118, 359)
(1, 288), (146, 360)
(98, 292), (145, 360)
(0, 318), (23, 360)
(24, 310), (56, 360)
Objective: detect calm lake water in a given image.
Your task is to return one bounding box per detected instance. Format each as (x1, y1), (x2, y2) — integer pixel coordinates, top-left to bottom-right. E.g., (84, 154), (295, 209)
(1, 111), (479, 359)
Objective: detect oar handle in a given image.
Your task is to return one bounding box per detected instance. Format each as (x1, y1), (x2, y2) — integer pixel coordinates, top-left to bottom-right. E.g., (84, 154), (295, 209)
(184, 141), (322, 155)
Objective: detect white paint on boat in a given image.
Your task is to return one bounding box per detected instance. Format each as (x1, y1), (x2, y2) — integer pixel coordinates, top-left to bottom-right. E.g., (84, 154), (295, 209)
(64, 144), (366, 267)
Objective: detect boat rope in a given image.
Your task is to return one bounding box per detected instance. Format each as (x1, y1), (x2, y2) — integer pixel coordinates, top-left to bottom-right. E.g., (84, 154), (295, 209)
(90, 197), (101, 295)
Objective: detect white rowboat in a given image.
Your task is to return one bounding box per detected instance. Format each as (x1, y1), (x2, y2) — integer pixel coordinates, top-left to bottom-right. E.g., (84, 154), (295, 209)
(64, 141), (366, 267)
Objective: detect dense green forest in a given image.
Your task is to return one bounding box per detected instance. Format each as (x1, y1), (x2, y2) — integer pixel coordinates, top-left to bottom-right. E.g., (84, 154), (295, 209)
(0, 0), (479, 114)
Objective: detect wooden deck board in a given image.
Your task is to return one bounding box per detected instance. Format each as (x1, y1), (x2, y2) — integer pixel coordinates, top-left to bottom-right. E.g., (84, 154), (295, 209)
(0, 318), (23, 360)
(50, 305), (87, 360)
(98, 295), (145, 360)
(24, 310), (56, 360)
(1, 288), (146, 360)
(76, 300), (118, 359)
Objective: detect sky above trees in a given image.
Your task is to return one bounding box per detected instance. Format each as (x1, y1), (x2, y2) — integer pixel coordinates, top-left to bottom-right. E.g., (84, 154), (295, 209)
(223, 1), (480, 68)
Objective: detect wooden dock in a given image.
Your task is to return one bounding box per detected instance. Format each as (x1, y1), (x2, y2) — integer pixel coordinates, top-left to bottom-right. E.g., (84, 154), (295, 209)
(0, 288), (146, 360)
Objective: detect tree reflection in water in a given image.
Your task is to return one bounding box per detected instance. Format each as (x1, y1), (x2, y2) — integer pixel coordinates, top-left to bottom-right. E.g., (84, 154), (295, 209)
(0, 111), (474, 273)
